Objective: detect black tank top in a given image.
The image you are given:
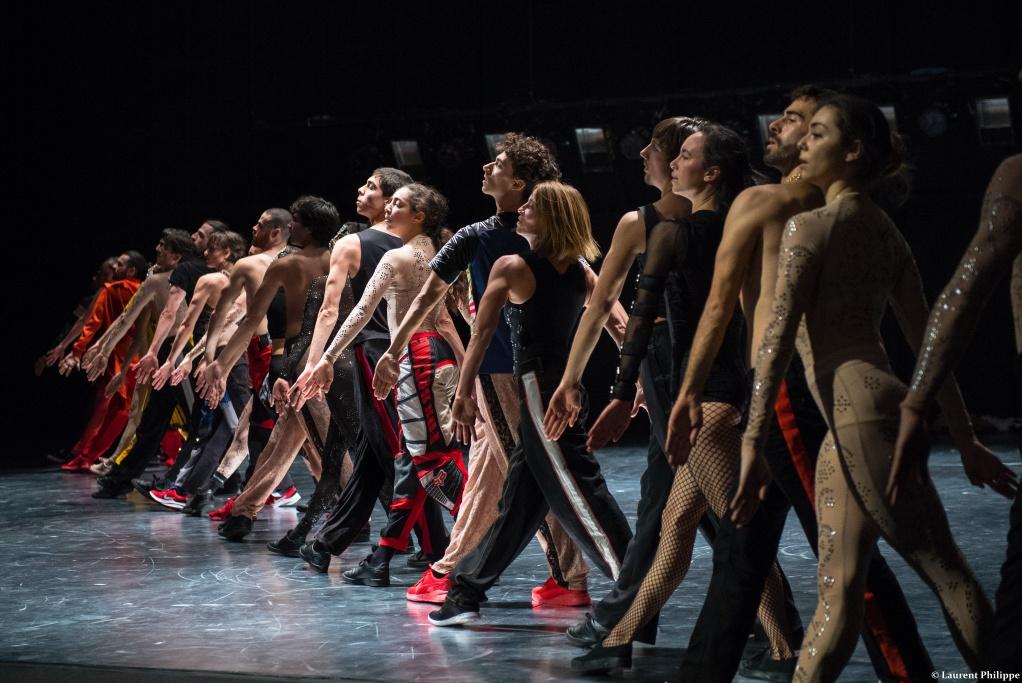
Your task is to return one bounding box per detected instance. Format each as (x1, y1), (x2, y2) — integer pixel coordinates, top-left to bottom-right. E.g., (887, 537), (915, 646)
(634, 204), (668, 320)
(505, 251), (587, 376)
(266, 288), (287, 340)
(352, 228), (403, 344)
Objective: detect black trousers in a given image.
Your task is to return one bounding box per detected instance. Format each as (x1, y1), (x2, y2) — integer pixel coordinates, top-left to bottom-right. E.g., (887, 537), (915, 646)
(449, 367), (633, 606)
(107, 339), (189, 485)
(680, 357), (932, 683)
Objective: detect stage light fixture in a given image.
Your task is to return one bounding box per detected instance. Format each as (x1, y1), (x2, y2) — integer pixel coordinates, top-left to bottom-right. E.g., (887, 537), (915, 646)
(484, 133), (507, 161)
(757, 113), (781, 147)
(391, 140), (423, 169)
(575, 127), (612, 172)
(975, 97), (1013, 145)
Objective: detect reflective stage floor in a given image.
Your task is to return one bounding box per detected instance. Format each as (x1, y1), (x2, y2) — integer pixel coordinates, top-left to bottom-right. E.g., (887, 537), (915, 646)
(0, 443), (1017, 682)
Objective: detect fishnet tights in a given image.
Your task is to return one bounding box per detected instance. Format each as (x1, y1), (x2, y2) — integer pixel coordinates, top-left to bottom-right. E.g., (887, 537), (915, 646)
(603, 402), (797, 659)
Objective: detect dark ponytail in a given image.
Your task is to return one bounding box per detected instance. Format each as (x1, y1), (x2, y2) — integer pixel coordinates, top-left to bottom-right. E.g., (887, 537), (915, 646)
(402, 183), (450, 252)
(700, 123), (756, 214)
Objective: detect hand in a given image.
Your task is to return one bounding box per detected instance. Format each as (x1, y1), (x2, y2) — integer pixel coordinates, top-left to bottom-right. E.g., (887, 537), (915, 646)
(631, 380), (647, 418)
(586, 398), (632, 452)
(729, 441), (771, 526)
(44, 346), (65, 367)
(133, 351), (160, 385)
(665, 394), (703, 467)
(169, 357), (193, 386)
(373, 351), (400, 400)
(199, 361), (227, 406)
(295, 360), (335, 410)
(272, 378), (291, 414)
(104, 371), (126, 398)
(83, 347), (111, 382)
(543, 383), (582, 441)
(150, 361), (175, 391)
(452, 395), (481, 444)
(288, 364), (318, 411)
(887, 405), (931, 506)
(58, 353), (80, 377)
(959, 438), (1018, 500)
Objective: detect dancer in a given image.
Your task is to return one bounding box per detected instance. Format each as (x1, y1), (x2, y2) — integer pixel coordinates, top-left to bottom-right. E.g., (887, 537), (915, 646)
(891, 154), (1022, 673)
(663, 87), (935, 683)
(570, 123), (799, 674)
(732, 94), (1008, 680)
(295, 183), (466, 586)
(373, 134), (591, 606)
(202, 195), (337, 538)
(428, 181), (633, 626)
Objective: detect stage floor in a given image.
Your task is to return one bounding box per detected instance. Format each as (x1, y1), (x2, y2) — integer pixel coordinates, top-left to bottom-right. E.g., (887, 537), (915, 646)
(0, 443), (1017, 682)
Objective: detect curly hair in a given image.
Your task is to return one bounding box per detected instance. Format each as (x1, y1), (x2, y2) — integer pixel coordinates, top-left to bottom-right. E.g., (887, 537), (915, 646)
(401, 183), (450, 252)
(496, 132), (561, 200)
(160, 228), (195, 257)
(289, 195), (341, 246)
(207, 230), (249, 264)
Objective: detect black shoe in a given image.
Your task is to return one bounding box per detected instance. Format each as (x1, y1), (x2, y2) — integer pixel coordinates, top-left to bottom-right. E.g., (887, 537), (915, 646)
(217, 515), (253, 541)
(267, 529), (305, 557)
(738, 649), (797, 682)
(342, 554), (390, 587)
(131, 475), (164, 498)
(566, 612), (610, 648)
(92, 479), (132, 499)
(181, 488), (213, 517)
(406, 550), (440, 570)
(216, 472), (240, 495)
(299, 540), (332, 573)
(570, 643), (632, 674)
(353, 524), (371, 543)
(296, 502), (309, 513)
(428, 598), (480, 627)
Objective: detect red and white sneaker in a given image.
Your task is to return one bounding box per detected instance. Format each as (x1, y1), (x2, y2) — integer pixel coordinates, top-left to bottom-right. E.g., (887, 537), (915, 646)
(266, 485), (301, 508)
(149, 488), (188, 510)
(208, 496), (236, 521)
(406, 567), (451, 604)
(531, 577), (591, 607)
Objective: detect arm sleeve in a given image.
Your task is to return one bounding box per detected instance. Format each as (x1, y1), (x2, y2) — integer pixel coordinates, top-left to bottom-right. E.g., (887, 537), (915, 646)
(72, 287), (111, 357)
(430, 224), (479, 284)
(610, 220), (685, 401)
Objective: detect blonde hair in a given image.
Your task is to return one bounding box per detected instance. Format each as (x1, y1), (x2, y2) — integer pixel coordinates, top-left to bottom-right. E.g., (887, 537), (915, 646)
(529, 181), (601, 262)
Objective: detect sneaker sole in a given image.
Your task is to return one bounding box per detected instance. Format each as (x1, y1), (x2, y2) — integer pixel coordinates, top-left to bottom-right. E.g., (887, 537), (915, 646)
(406, 590), (448, 604)
(266, 543), (302, 558)
(341, 574), (389, 587)
(532, 593), (592, 608)
(428, 611), (479, 626)
(149, 491), (187, 510)
(273, 493), (301, 508)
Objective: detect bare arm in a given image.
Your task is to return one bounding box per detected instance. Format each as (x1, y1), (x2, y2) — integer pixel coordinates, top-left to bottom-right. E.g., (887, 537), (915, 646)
(303, 237), (360, 369)
(166, 276), (216, 369)
(323, 255), (396, 364)
(203, 261), (252, 364)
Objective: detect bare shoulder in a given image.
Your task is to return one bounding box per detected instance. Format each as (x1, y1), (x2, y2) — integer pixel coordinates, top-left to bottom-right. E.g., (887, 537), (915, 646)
(991, 154), (1022, 202)
(197, 272), (228, 288)
(332, 233), (361, 259)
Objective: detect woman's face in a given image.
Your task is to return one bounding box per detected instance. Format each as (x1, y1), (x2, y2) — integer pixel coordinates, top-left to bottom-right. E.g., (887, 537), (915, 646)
(516, 195), (539, 237)
(668, 132), (707, 197)
(797, 105), (853, 188)
(639, 137), (671, 188)
(384, 187), (421, 232)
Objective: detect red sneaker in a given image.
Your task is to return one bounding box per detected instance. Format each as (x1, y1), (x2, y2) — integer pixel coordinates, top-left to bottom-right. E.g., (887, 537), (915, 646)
(60, 454), (92, 473)
(266, 485), (301, 508)
(149, 488), (188, 510)
(406, 567), (451, 604)
(531, 577), (591, 607)
(208, 496), (236, 521)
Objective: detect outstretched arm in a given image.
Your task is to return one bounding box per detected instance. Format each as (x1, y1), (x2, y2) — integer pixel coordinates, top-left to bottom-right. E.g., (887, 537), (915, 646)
(203, 261), (252, 364)
(152, 276), (216, 389)
(450, 257), (518, 445)
(135, 285), (186, 384)
(733, 212), (824, 525)
(82, 278), (157, 381)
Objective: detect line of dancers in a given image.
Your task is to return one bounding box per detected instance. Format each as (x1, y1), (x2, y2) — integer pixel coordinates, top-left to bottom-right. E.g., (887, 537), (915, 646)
(40, 86), (1022, 681)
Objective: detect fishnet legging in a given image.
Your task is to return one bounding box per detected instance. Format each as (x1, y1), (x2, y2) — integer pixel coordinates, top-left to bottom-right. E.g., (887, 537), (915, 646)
(603, 402), (797, 659)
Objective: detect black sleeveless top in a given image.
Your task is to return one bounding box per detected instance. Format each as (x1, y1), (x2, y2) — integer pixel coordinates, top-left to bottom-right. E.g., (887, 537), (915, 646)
(353, 228), (402, 344)
(612, 210), (746, 406)
(505, 251), (587, 377)
(267, 288), (287, 340)
(634, 204), (668, 320)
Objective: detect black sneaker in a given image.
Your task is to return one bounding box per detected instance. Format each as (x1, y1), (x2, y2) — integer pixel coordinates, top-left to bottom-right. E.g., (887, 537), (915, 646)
(428, 598), (479, 627)
(565, 612), (610, 648)
(267, 529), (305, 558)
(181, 488), (213, 517)
(570, 643), (632, 673)
(406, 550), (440, 570)
(131, 475), (165, 498)
(217, 515), (253, 541)
(341, 554), (390, 587)
(738, 649), (798, 682)
(92, 479), (132, 499)
(299, 540), (332, 573)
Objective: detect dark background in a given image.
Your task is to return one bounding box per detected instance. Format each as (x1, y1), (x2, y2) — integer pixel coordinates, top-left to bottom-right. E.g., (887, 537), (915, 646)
(7, 2), (1021, 468)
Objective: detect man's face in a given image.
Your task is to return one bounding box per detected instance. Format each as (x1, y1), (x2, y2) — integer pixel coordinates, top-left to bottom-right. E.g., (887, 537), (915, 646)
(113, 253), (132, 279)
(192, 222), (215, 253)
(482, 152), (521, 199)
(251, 211), (275, 250)
(356, 175), (387, 221)
(155, 239), (174, 269)
(288, 215), (309, 245)
(764, 97), (816, 173)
